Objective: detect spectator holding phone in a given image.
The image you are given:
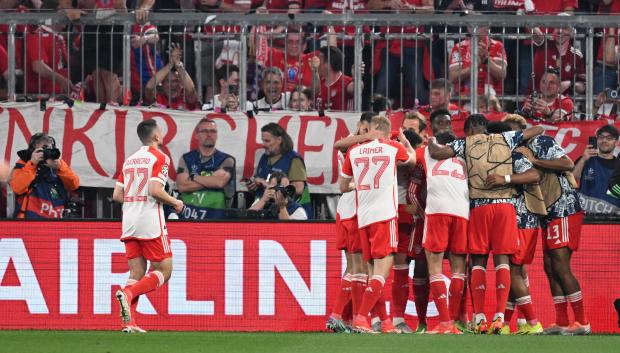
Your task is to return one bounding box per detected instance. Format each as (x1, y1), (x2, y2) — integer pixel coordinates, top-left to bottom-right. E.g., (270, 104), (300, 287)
(574, 125), (620, 212)
(203, 64), (253, 112)
(521, 67), (574, 123)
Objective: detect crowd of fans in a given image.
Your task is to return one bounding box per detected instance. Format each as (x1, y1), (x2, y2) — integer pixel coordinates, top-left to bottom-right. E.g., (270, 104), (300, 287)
(0, 0), (620, 121)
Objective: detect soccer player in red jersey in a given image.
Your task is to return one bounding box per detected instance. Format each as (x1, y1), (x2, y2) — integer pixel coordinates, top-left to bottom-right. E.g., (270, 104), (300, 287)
(113, 119), (184, 333)
(429, 115), (543, 334)
(327, 113), (373, 332)
(340, 116), (416, 333)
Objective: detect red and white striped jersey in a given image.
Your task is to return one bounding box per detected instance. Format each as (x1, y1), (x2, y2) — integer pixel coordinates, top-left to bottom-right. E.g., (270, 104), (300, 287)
(415, 146), (469, 219)
(336, 150), (357, 220)
(341, 139), (410, 228)
(117, 146), (170, 240)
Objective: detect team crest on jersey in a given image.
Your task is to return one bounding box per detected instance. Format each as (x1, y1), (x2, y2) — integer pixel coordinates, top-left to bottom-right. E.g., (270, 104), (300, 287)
(161, 164), (169, 178)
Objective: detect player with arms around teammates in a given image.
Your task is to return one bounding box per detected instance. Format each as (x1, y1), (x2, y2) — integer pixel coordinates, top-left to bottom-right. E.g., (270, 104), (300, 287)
(112, 119), (184, 333)
(339, 115), (416, 333)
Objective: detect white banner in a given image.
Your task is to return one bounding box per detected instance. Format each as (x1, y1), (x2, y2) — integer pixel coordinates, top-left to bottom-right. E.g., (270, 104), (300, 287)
(0, 102), (360, 193)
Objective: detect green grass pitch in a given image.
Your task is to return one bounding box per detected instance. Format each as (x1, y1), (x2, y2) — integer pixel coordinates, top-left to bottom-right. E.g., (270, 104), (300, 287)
(0, 331), (619, 353)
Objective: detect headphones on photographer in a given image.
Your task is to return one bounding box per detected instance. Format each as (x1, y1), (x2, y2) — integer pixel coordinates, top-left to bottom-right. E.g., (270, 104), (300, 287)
(27, 133), (56, 152)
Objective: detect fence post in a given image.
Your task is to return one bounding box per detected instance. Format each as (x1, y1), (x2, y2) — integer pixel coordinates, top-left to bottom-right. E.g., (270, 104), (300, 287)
(7, 23), (16, 101)
(354, 25), (363, 112)
(239, 25), (248, 111)
(122, 23), (131, 105)
(585, 27), (594, 120)
(195, 26), (203, 103)
(469, 25), (478, 114)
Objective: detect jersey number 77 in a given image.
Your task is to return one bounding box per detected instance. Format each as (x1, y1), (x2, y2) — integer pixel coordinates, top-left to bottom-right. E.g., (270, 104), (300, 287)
(354, 156), (390, 190)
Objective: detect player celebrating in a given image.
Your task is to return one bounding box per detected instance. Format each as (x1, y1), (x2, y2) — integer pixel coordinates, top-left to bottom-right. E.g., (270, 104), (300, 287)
(417, 130), (469, 335)
(487, 119), (546, 335)
(327, 113), (374, 333)
(340, 115), (416, 333)
(112, 119), (184, 333)
(512, 123), (590, 335)
(429, 115), (543, 334)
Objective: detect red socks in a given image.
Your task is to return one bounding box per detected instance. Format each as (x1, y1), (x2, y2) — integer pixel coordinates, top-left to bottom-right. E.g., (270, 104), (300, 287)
(125, 279), (139, 318)
(413, 277), (429, 324)
(332, 273), (352, 317)
(495, 264), (511, 317)
(567, 291), (587, 324)
(553, 296), (570, 327)
(351, 274), (368, 315)
(358, 275), (386, 318)
(515, 295), (537, 324)
(505, 301), (515, 323)
(391, 266), (410, 319)
(471, 266), (486, 317)
(449, 273), (466, 321)
(430, 274), (450, 322)
(373, 293), (389, 321)
(125, 271), (164, 299)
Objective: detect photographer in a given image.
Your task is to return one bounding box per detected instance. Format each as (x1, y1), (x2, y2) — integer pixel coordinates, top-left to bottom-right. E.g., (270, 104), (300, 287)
(248, 172), (308, 220)
(521, 67), (574, 123)
(9, 133), (79, 219)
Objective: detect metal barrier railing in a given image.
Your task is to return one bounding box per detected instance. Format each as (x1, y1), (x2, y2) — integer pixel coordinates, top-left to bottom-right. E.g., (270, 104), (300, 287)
(1, 12), (620, 118)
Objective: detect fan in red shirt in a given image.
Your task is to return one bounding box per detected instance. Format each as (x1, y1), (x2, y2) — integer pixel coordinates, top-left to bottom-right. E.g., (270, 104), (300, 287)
(532, 26), (585, 95)
(418, 78), (464, 120)
(316, 46), (357, 111)
(25, 25), (73, 96)
(449, 24), (507, 98)
(522, 67), (573, 123)
(373, 0), (433, 107)
(144, 43), (199, 110)
(253, 23), (335, 92)
(594, 0), (620, 94)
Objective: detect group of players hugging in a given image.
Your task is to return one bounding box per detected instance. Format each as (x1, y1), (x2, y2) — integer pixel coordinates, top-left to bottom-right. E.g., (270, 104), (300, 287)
(327, 110), (589, 336)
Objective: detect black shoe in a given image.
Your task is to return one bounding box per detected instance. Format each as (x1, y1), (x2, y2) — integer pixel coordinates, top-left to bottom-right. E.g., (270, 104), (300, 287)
(614, 298), (620, 327)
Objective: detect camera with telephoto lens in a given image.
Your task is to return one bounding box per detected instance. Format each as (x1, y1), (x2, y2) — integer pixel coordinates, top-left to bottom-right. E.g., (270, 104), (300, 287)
(606, 89), (619, 100)
(269, 184), (296, 199)
(42, 146), (61, 160)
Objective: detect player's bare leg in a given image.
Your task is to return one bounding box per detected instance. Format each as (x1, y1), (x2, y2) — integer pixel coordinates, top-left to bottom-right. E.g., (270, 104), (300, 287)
(116, 258), (173, 331)
(547, 248), (590, 335)
(392, 253), (412, 333)
(327, 251), (353, 333)
(412, 256), (429, 333)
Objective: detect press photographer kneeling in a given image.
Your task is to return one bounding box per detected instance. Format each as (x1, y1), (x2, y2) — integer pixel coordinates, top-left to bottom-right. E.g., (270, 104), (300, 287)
(248, 172), (308, 220)
(9, 133), (80, 219)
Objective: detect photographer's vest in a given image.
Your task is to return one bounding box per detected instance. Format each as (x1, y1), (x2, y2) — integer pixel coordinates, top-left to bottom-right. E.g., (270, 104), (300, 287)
(13, 161), (69, 219)
(578, 157), (620, 207)
(179, 150), (235, 220)
(465, 134), (517, 200)
(256, 150), (312, 218)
